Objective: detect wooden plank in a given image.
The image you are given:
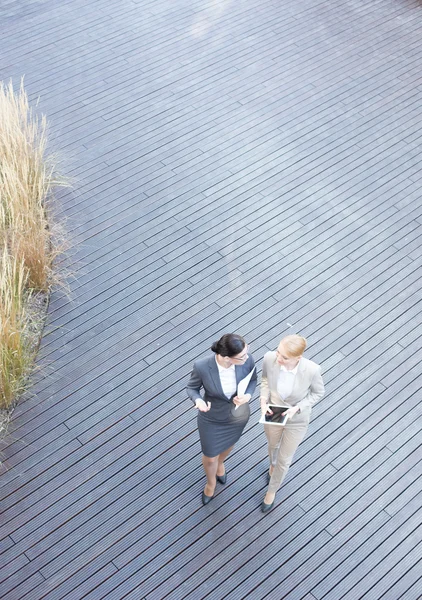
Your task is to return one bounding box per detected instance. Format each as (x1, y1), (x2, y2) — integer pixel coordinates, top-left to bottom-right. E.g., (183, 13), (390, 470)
(1, 0), (422, 598)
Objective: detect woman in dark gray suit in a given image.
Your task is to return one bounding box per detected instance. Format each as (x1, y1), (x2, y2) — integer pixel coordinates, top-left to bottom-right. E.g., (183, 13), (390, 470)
(187, 333), (257, 505)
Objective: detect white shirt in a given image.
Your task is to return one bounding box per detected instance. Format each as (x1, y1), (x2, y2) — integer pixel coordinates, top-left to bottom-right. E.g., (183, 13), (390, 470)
(277, 363), (299, 400)
(216, 358), (237, 399)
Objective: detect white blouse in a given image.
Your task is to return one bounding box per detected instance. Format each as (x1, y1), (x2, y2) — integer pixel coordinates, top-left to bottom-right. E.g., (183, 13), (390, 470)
(277, 363), (299, 399)
(216, 358), (237, 399)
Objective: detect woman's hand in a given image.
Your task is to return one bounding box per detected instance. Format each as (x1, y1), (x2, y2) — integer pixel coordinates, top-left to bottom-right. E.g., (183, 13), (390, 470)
(283, 405), (300, 420)
(195, 399), (211, 412)
(261, 404), (273, 417)
(233, 394), (251, 407)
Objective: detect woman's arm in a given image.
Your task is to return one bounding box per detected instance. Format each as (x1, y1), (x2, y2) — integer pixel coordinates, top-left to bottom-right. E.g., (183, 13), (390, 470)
(259, 354), (270, 412)
(296, 366), (325, 412)
(186, 362), (204, 405)
(233, 357), (257, 406)
(187, 361), (211, 411)
(245, 357), (258, 398)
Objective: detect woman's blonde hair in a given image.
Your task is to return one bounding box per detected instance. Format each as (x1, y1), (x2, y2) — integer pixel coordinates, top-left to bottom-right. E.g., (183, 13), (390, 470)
(280, 334), (307, 357)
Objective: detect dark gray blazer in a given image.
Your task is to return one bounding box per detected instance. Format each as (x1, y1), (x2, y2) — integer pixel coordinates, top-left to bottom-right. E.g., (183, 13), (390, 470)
(187, 354), (257, 416)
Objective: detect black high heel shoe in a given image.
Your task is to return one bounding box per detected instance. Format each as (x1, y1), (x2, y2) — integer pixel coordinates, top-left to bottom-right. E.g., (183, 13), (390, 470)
(216, 472), (227, 484)
(261, 499), (275, 513)
(202, 492), (214, 505)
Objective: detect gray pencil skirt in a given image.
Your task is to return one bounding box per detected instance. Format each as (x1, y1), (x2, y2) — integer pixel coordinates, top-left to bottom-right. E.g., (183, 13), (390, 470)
(197, 402), (250, 457)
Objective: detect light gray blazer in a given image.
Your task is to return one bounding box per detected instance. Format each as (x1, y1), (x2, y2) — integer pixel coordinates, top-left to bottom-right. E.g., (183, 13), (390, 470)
(260, 351), (325, 422)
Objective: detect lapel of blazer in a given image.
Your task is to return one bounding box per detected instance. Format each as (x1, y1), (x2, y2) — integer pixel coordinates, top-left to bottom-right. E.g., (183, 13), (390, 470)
(270, 354), (281, 393)
(235, 362), (247, 386)
(207, 356), (226, 398)
(288, 357), (305, 400)
(208, 356), (248, 399)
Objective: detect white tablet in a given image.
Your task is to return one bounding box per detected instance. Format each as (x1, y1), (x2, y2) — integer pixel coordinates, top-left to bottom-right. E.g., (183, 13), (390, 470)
(259, 404), (291, 426)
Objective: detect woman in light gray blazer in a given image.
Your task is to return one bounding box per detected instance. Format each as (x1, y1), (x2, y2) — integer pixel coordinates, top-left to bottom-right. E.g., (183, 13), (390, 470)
(260, 335), (324, 513)
(187, 333), (257, 505)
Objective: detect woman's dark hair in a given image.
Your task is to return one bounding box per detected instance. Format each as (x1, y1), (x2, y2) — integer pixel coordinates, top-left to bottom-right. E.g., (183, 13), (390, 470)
(211, 333), (246, 357)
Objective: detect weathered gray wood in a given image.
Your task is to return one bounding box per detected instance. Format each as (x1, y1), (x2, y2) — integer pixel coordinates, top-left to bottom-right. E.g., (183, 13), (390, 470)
(1, 0), (421, 598)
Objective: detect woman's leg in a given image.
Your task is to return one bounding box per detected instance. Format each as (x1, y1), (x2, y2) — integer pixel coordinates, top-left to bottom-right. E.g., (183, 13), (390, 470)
(264, 423), (307, 504)
(202, 454), (219, 496)
(217, 445), (234, 476)
(264, 424), (284, 477)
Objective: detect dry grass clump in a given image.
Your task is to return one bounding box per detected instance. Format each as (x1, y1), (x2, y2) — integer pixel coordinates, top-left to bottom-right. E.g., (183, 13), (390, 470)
(0, 79), (64, 409)
(0, 248), (33, 405)
(0, 79), (57, 289)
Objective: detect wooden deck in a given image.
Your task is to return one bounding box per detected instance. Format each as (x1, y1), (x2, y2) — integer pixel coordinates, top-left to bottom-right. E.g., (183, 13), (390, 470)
(1, 0), (422, 597)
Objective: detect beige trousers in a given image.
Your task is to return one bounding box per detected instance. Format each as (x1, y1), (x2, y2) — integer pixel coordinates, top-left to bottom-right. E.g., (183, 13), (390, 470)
(264, 418), (308, 494)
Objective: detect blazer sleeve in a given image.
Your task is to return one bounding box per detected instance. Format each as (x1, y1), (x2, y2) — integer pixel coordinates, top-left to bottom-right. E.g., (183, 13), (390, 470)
(296, 365), (325, 412)
(245, 356), (258, 398)
(186, 361), (204, 405)
(259, 353), (270, 404)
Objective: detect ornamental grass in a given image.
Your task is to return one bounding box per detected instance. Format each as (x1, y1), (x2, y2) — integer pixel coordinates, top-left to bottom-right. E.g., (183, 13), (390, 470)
(0, 79), (64, 409)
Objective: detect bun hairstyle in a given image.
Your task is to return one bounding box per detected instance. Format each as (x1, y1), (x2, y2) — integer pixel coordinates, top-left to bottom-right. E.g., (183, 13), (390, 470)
(211, 333), (246, 357)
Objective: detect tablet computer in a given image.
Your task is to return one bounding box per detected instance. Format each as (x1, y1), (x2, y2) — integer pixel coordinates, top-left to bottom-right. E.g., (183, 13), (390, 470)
(259, 404), (290, 426)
